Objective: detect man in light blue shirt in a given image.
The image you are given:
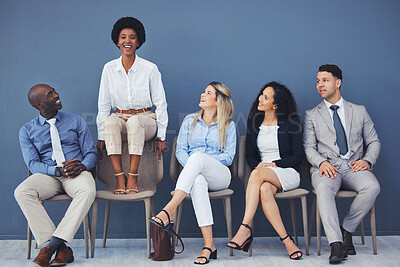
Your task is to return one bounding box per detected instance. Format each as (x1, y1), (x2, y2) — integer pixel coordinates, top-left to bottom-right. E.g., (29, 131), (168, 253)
(15, 84), (98, 267)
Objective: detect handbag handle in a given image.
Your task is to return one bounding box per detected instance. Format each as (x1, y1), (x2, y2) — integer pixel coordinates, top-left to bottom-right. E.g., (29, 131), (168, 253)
(170, 228), (185, 254)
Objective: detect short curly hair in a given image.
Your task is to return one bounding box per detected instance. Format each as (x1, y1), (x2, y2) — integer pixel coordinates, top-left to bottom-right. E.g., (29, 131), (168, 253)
(111, 17), (146, 49)
(248, 81), (299, 128)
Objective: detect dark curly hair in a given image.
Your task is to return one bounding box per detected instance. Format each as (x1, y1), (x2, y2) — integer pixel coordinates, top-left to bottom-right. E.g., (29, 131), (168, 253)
(111, 17), (146, 49)
(248, 81), (299, 130)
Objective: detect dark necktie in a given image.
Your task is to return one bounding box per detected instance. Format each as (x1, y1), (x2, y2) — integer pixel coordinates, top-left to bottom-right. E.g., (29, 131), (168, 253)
(330, 105), (348, 155)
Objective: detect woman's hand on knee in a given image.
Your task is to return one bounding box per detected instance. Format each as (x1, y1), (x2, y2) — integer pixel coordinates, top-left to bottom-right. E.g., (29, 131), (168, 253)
(255, 162), (276, 169)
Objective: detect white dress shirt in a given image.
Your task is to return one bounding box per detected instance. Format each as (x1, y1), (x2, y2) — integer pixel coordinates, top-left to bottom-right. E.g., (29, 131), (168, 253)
(96, 55), (168, 140)
(324, 97), (350, 159)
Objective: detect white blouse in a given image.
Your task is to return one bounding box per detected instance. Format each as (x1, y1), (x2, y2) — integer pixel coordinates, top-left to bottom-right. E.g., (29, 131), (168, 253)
(257, 124), (281, 163)
(96, 55), (168, 140)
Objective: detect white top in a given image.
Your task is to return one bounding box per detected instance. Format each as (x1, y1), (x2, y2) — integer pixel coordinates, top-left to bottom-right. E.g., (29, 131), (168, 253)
(323, 97), (350, 159)
(96, 55), (168, 140)
(257, 124), (281, 163)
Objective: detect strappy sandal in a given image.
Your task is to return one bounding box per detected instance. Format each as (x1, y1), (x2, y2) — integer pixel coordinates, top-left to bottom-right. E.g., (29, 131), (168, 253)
(226, 223), (253, 252)
(280, 235), (303, 260)
(113, 172), (126, 194)
(149, 209), (174, 232)
(126, 173), (139, 194)
(194, 247), (217, 265)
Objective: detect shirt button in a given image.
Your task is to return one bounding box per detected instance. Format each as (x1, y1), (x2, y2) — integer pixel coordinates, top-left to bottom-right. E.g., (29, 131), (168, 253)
(334, 142), (337, 145)
(337, 154), (340, 157)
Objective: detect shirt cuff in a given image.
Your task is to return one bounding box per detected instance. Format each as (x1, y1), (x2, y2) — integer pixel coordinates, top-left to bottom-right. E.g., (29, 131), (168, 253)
(48, 166), (57, 176)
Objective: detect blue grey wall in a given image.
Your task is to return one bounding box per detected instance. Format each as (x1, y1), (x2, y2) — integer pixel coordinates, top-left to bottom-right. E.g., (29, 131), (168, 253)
(1, 0), (399, 239)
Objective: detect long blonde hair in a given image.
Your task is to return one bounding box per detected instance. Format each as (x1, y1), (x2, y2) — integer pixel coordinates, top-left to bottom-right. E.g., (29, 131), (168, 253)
(190, 82), (234, 151)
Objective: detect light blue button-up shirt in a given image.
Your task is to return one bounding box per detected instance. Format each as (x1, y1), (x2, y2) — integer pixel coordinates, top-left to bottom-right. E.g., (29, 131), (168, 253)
(176, 113), (237, 167)
(19, 111), (99, 175)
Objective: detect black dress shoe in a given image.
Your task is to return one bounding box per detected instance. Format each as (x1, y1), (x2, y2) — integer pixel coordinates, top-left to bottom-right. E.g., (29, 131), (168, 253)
(341, 226), (356, 255)
(329, 242), (348, 264)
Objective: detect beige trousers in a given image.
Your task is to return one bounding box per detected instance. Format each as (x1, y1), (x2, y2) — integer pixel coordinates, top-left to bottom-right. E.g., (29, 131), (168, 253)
(14, 171), (96, 245)
(104, 111), (157, 155)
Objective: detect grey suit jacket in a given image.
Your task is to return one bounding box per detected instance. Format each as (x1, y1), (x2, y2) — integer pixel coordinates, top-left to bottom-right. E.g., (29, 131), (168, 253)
(303, 99), (380, 172)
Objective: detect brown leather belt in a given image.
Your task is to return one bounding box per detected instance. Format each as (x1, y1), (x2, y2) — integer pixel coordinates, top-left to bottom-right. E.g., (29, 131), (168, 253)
(116, 108), (151, 114)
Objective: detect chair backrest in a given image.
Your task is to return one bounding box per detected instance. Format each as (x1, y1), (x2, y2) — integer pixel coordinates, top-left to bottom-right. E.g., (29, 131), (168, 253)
(169, 136), (237, 182)
(238, 135), (252, 189)
(97, 139), (163, 192)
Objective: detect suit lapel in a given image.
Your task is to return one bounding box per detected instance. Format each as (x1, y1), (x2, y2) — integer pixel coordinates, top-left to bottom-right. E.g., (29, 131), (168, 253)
(317, 102), (335, 133)
(344, 100), (353, 138)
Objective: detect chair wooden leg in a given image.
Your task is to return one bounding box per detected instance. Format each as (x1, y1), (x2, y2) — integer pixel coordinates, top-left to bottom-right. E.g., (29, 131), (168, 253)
(308, 196), (316, 245)
(144, 198), (151, 259)
(83, 213), (90, 258)
(223, 196), (233, 256)
(103, 200), (111, 248)
(144, 198), (152, 258)
(289, 199), (298, 245)
(171, 203), (179, 250)
(249, 221), (253, 257)
(27, 224), (32, 259)
(150, 197), (156, 217)
(173, 201), (184, 250)
(316, 195), (321, 256)
(301, 196), (309, 256)
(370, 205), (377, 255)
(360, 220), (365, 245)
(91, 199), (98, 258)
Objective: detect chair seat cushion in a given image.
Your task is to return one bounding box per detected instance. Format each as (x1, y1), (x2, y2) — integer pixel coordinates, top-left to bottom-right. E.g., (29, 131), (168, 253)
(312, 189), (358, 198)
(45, 194), (72, 202)
(275, 188), (309, 199)
(96, 190), (154, 201)
(170, 188), (234, 199)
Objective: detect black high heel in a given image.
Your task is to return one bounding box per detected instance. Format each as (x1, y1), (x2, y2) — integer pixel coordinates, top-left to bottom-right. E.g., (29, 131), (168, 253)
(149, 209), (174, 232)
(280, 235), (303, 260)
(226, 223), (253, 252)
(194, 247), (217, 265)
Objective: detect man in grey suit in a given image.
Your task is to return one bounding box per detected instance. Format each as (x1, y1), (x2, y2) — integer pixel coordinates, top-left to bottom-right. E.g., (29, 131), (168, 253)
(303, 64), (380, 264)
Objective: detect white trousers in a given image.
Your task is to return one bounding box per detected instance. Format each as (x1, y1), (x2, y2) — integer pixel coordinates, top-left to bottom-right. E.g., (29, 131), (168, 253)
(104, 111), (157, 155)
(14, 171), (96, 245)
(175, 152), (231, 227)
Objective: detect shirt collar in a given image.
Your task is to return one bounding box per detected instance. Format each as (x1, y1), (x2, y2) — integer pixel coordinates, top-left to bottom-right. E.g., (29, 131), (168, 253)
(115, 55), (140, 73)
(324, 97), (344, 110)
(39, 111), (61, 126)
(198, 115), (216, 126)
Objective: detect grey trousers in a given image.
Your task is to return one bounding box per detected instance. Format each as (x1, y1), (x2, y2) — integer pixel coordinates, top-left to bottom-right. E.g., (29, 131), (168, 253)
(311, 159), (380, 244)
(14, 171), (96, 245)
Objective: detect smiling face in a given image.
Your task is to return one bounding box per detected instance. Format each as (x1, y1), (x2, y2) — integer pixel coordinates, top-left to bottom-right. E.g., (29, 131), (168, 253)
(257, 86), (276, 113)
(199, 85), (218, 111)
(29, 84), (62, 118)
(316, 71), (342, 103)
(117, 28), (140, 57)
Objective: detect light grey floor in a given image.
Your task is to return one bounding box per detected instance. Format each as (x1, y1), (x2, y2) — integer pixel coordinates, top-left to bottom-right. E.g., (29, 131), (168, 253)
(2, 236), (399, 266)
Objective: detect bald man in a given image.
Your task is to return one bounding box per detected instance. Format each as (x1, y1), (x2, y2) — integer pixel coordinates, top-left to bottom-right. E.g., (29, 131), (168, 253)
(15, 84), (98, 267)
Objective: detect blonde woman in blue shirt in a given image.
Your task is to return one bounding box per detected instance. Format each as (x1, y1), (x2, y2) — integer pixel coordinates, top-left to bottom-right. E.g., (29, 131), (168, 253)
(150, 82), (236, 265)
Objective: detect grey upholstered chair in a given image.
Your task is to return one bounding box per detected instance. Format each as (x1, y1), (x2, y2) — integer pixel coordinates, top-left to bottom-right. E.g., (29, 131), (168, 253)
(90, 139), (163, 258)
(308, 190), (377, 255)
(237, 135), (310, 256)
(26, 172), (91, 259)
(169, 136), (237, 256)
